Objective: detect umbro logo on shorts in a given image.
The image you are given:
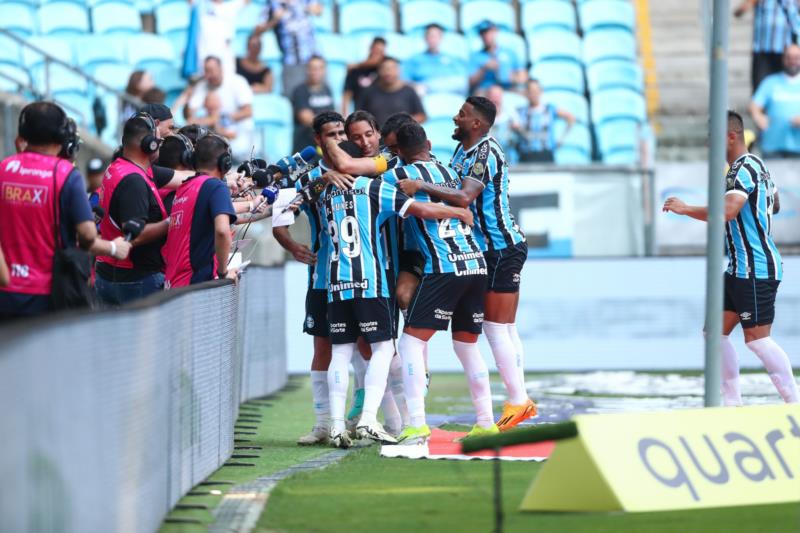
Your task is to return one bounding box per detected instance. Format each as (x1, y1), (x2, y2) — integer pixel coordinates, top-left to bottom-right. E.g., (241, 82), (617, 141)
(740, 312), (752, 321)
(306, 315), (315, 329)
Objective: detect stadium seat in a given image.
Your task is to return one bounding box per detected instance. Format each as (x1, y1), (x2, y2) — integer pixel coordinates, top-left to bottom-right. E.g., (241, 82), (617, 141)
(545, 90), (589, 124)
(603, 147), (638, 164)
(0, 64), (31, 92)
(252, 93), (293, 161)
(327, 61), (346, 104)
(126, 34), (176, 71)
(0, 34), (22, 66)
(579, 0), (635, 32)
(339, 2), (395, 35)
(555, 145), (591, 164)
(91, 63), (134, 91)
(317, 33), (353, 65)
(155, 64), (186, 93)
(530, 60), (585, 93)
(0, 2), (37, 37)
(425, 118), (458, 157)
(38, 2), (91, 36)
(595, 117), (639, 159)
(583, 29), (637, 64)
(521, 0), (577, 32)
(553, 119), (592, 154)
(32, 63), (88, 95)
(22, 37), (74, 69)
(55, 92), (95, 129)
(312, 4), (335, 33)
(259, 32), (283, 64)
(468, 30), (527, 67)
(165, 29), (188, 62)
(236, 3), (263, 36)
(586, 59), (643, 93)
(401, 1), (457, 34)
(439, 32), (470, 62)
(591, 88), (645, 124)
(348, 32), (417, 62)
(527, 29), (581, 63)
(423, 92), (463, 120)
(92, 2), (143, 34)
(461, 1), (516, 33)
(502, 90), (527, 113)
(155, 1), (190, 36)
(75, 35), (127, 73)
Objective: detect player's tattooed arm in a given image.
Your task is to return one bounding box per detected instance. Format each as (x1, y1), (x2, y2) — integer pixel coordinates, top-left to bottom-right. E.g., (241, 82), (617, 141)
(397, 178), (482, 208)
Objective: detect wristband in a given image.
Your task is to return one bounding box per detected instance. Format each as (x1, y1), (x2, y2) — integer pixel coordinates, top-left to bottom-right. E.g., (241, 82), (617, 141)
(217, 269), (228, 279)
(373, 155), (388, 174)
(109, 241), (117, 257)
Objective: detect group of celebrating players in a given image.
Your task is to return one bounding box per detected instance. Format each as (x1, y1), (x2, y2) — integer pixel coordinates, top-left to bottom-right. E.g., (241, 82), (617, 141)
(273, 96), (536, 447)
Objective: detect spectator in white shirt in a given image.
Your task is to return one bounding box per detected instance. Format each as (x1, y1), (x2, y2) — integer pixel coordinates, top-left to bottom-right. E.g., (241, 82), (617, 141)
(196, 0), (250, 77)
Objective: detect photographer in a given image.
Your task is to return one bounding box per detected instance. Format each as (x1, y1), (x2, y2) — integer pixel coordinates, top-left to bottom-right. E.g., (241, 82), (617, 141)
(95, 113), (170, 306)
(0, 102), (130, 319)
(163, 134), (239, 287)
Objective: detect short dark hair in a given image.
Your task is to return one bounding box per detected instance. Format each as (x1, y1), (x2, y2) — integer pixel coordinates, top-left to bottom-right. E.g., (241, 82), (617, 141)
(193, 134), (229, 171)
(466, 95), (496, 127)
(345, 110), (379, 136)
(728, 110), (744, 138)
(122, 115), (154, 150)
(380, 112), (415, 138)
(338, 140), (363, 158)
(313, 111), (345, 135)
(425, 23), (445, 32)
(157, 136), (186, 169)
(308, 54), (325, 64)
(396, 122), (428, 153)
(18, 101), (68, 145)
(205, 56), (222, 67)
(380, 56), (399, 67)
(178, 124), (209, 146)
(142, 87), (166, 104)
(372, 37), (387, 46)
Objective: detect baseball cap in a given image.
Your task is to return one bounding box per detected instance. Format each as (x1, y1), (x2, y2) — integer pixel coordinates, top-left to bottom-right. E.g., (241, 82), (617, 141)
(87, 157), (106, 174)
(140, 103), (172, 122)
(477, 20), (497, 34)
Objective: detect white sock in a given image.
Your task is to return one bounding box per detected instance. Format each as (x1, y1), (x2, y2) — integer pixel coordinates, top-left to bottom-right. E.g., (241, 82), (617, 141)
(746, 337), (799, 403)
(398, 333), (428, 427)
(720, 335), (742, 406)
(361, 340), (395, 423)
(388, 353), (410, 426)
(453, 339), (494, 428)
(381, 388), (402, 433)
(483, 320), (528, 404)
(310, 370), (330, 428)
(508, 323), (526, 389)
(422, 342), (429, 370)
(328, 343), (354, 433)
(351, 349), (368, 390)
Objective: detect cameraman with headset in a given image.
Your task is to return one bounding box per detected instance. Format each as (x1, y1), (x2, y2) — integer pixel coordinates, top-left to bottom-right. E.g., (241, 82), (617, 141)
(0, 102), (131, 319)
(95, 112), (170, 306)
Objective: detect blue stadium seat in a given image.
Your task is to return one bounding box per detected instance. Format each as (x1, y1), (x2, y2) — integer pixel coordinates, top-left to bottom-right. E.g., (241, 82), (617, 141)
(270, 62), (283, 94)
(545, 90), (589, 124)
(502, 90), (527, 113)
(327, 61), (346, 105)
(55, 92), (95, 129)
(461, 1), (516, 33)
(468, 30), (527, 67)
(521, 0), (577, 32)
(603, 148), (638, 164)
(38, 2), (91, 36)
(126, 34), (176, 71)
(595, 117), (639, 160)
(0, 64), (31, 92)
(591, 87), (645, 124)
(583, 29), (637, 64)
(259, 32), (283, 64)
(579, 0), (635, 32)
(98, 91), (121, 145)
(348, 32), (417, 62)
(0, 2), (37, 37)
(155, 1), (190, 36)
(312, 4), (335, 33)
(236, 3), (263, 36)
(555, 145), (591, 164)
(92, 2), (143, 34)
(156, 64), (186, 93)
(39, 0), (89, 5)
(22, 37), (74, 69)
(553, 119), (591, 152)
(439, 32), (470, 62)
(423, 92), (463, 120)
(530, 60), (585, 93)
(425, 118), (458, 157)
(252, 93), (293, 161)
(317, 33), (353, 65)
(165, 29), (188, 62)
(401, 1), (457, 34)
(91, 63), (134, 91)
(32, 63), (88, 95)
(527, 29), (581, 63)
(339, 2), (395, 35)
(0, 34), (22, 66)
(75, 35), (126, 72)
(586, 59), (643, 93)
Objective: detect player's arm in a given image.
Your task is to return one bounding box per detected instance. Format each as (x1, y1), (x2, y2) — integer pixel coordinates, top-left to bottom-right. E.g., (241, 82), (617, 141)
(214, 213), (238, 281)
(555, 108), (576, 147)
(398, 177), (483, 208)
(324, 138), (388, 176)
(0, 244), (8, 287)
(734, 0), (758, 17)
(272, 226), (316, 264)
(662, 194), (747, 222)
(774, 189), (781, 214)
(403, 201), (474, 226)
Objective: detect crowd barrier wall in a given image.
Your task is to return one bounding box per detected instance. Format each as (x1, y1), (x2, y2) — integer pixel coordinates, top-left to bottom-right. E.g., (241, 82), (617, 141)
(0, 266), (286, 533)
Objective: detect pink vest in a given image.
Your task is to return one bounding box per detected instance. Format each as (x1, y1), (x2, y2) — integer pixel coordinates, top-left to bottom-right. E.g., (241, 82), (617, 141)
(97, 158), (166, 270)
(0, 153), (72, 295)
(164, 175), (217, 288)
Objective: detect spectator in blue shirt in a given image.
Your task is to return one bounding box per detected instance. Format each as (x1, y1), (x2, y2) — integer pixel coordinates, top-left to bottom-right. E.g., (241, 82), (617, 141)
(512, 79), (575, 163)
(468, 20), (525, 94)
(750, 44), (800, 157)
(404, 24), (468, 96)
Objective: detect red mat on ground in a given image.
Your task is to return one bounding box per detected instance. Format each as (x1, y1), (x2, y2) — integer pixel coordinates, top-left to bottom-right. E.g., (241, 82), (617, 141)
(380, 428), (555, 461)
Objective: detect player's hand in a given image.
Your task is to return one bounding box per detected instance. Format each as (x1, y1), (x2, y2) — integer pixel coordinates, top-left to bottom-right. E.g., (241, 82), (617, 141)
(398, 180), (423, 196)
(291, 244), (317, 265)
(323, 170), (355, 189)
(111, 237), (132, 259)
(226, 267), (240, 284)
(791, 116), (800, 128)
(455, 207), (474, 227)
(662, 197), (687, 215)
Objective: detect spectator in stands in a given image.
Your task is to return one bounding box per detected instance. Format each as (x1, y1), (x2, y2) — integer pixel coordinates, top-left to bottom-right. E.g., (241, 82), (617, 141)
(735, 0), (800, 92)
(142, 88), (167, 105)
(0, 244), (8, 288)
(236, 32), (274, 93)
(380, 112), (416, 156)
(184, 56), (255, 161)
(750, 44), (800, 157)
(122, 70), (155, 123)
(404, 23), (468, 96)
(203, 91), (238, 141)
(469, 20), (525, 94)
(358, 57), (426, 128)
(257, 0), (322, 98)
(486, 85), (519, 162)
(512, 79), (575, 163)
(197, 0), (250, 77)
(342, 37), (386, 117)
(292, 55), (334, 151)
(163, 134), (239, 288)
(0, 102), (130, 318)
(141, 103), (175, 138)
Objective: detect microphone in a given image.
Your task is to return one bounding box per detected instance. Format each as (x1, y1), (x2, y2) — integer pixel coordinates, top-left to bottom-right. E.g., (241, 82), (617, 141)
(251, 185), (280, 213)
(122, 219), (145, 242)
(92, 205), (105, 225)
(236, 158), (268, 177)
(268, 146), (318, 181)
(251, 168), (276, 188)
(279, 178), (327, 215)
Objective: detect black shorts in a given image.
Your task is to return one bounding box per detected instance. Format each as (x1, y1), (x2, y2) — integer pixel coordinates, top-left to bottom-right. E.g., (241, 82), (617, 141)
(303, 289), (329, 337)
(406, 273), (487, 334)
(484, 241), (528, 293)
(328, 297), (395, 344)
(399, 250), (424, 279)
(723, 273), (780, 329)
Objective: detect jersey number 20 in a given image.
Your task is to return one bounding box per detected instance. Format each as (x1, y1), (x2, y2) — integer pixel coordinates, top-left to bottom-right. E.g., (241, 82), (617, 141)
(330, 216), (362, 259)
(438, 219), (471, 239)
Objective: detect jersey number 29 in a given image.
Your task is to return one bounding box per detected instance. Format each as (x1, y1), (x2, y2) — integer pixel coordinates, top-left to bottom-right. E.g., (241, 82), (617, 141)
(330, 216), (362, 260)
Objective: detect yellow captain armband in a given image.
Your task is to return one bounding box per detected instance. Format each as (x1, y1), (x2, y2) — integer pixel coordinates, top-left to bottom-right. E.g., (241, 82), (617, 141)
(372, 155), (388, 174)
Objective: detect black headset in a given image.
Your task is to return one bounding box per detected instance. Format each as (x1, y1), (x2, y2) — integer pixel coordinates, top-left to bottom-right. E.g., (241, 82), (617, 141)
(18, 102), (80, 159)
(131, 112), (161, 154)
(173, 132), (195, 169)
(192, 133), (232, 174)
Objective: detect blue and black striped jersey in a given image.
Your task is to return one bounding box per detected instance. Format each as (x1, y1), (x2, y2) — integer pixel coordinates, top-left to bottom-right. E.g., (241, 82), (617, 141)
(382, 161), (486, 276)
(451, 135), (525, 252)
(753, 0), (800, 54)
(725, 154), (783, 280)
(296, 162), (331, 290)
(320, 176), (414, 302)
